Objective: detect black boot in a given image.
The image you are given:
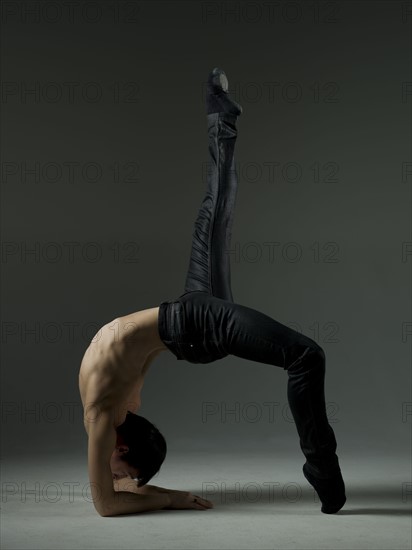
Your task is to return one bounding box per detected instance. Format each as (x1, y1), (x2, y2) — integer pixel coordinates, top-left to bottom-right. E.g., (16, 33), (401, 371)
(303, 462), (347, 514)
(206, 67), (243, 116)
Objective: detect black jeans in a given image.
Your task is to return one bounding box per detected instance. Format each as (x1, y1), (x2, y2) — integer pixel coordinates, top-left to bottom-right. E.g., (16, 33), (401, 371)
(158, 112), (341, 478)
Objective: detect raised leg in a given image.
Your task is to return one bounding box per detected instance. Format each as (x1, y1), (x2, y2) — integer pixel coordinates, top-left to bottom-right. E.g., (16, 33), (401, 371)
(181, 69), (241, 302)
(176, 68), (346, 515)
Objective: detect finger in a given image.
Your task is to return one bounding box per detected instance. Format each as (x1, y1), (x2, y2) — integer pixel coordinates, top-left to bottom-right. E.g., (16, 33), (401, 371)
(193, 497), (213, 509)
(193, 495), (213, 505)
(193, 502), (209, 510)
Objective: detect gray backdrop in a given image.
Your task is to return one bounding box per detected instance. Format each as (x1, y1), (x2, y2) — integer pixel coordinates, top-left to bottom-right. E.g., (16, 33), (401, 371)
(1, 0), (410, 467)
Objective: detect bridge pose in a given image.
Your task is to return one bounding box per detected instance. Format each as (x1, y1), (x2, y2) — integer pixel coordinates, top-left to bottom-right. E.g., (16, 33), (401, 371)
(79, 68), (346, 517)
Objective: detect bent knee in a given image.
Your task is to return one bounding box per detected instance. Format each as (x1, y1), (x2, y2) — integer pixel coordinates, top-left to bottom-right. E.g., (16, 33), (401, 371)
(312, 343), (325, 362)
(286, 342), (325, 372)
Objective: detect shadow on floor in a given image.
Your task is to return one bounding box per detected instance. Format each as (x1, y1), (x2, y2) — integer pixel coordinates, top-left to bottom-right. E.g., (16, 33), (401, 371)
(182, 483), (412, 516)
(338, 508), (410, 516)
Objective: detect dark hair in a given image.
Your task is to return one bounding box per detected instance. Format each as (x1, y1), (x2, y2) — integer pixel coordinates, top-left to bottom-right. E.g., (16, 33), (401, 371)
(115, 411), (167, 487)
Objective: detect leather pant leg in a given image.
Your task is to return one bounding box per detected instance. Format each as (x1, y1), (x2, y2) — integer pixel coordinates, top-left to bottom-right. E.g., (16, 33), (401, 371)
(181, 112), (238, 301)
(157, 110), (341, 478)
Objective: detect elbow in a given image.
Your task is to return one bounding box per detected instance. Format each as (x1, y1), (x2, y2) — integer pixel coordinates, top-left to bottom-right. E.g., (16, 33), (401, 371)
(99, 509), (116, 518)
(94, 499), (116, 518)
(95, 506), (111, 518)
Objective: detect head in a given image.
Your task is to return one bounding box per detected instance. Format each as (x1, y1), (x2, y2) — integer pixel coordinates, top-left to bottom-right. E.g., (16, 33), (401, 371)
(110, 411), (167, 487)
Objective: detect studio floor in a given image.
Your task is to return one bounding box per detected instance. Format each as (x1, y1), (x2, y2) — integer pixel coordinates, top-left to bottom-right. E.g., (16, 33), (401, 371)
(2, 445), (410, 550)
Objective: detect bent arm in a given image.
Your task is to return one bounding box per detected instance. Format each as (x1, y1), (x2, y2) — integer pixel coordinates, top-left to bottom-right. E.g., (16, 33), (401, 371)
(106, 491), (171, 517)
(113, 478), (186, 496)
(113, 479), (214, 511)
(87, 409), (171, 516)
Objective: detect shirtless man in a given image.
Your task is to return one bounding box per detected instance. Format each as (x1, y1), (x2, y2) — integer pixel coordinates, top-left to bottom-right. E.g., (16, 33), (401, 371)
(79, 68), (346, 517)
(78, 309), (213, 516)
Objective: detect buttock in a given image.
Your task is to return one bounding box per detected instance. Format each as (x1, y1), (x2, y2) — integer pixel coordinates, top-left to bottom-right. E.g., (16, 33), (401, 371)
(159, 291), (229, 364)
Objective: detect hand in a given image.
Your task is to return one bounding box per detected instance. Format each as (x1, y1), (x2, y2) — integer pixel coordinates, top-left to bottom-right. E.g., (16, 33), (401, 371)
(165, 491), (213, 511)
(137, 484), (213, 510)
(113, 477), (139, 493)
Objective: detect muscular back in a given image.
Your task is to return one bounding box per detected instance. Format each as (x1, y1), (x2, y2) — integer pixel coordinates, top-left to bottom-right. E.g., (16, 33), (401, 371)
(78, 307), (166, 433)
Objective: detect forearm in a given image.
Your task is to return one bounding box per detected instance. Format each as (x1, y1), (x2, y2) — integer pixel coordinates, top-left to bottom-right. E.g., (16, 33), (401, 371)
(113, 479), (172, 497)
(110, 481), (213, 513)
(100, 490), (171, 516)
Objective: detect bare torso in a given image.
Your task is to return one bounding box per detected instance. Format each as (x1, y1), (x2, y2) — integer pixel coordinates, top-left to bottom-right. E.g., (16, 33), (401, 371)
(78, 306), (168, 434)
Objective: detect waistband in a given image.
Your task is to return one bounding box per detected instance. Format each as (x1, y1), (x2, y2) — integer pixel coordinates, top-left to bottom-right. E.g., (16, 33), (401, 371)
(158, 300), (184, 360)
